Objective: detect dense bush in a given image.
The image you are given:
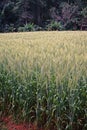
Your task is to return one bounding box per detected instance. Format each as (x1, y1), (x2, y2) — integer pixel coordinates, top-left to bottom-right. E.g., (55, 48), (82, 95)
(18, 23), (35, 32)
(46, 21), (64, 31)
(81, 7), (87, 18)
(4, 24), (16, 32)
(0, 0), (87, 32)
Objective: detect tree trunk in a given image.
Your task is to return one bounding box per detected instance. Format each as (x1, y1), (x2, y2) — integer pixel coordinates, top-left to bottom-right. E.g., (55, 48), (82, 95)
(34, 0), (41, 25)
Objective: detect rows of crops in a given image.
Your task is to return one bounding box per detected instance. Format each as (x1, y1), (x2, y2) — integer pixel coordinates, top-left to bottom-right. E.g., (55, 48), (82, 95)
(0, 32), (87, 130)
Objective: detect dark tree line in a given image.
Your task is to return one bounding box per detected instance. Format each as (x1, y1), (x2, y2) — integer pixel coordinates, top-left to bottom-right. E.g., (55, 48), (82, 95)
(0, 0), (87, 32)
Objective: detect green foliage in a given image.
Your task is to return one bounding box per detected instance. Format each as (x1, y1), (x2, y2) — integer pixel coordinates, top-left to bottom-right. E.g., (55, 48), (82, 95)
(46, 21), (64, 31)
(3, 24), (16, 32)
(34, 25), (43, 31)
(18, 23), (43, 32)
(0, 31), (87, 129)
(0, 0), (87, 32)
(18, 23), (35, 32)
(0, 66), (87, 129)
(81, 7), (87, 18)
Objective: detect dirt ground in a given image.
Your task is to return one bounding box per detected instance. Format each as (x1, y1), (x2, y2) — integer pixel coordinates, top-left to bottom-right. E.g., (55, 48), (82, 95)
(0, 116), (43, 130)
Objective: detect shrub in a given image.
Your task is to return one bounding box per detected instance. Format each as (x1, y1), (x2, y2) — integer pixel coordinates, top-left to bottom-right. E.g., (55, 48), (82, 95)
(3, 24), (16, 32)
(81, 7), (87, 18)
(18, 23), (35, 32)
(46, 21), (64, 31)
(34, 25), (43, 31)
(18, 26), (25, 32)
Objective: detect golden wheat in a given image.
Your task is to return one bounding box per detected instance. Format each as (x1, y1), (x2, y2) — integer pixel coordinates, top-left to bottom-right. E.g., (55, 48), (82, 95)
(0, 31), (87, 83)
(0, 31), (87, 129)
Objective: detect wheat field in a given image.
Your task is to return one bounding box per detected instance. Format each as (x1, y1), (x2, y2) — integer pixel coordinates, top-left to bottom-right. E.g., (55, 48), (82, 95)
(0, 31), (87, 130)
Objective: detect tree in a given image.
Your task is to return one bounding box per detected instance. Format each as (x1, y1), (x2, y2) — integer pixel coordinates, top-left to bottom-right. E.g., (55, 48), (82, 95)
(0, 0), (87, 32)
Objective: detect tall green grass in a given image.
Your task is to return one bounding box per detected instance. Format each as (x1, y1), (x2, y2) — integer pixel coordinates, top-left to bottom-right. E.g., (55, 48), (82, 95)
(0, 32), (87, 130)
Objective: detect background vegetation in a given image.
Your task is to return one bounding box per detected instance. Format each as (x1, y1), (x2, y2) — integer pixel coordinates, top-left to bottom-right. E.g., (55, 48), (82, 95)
(0, 32), (87, 130)
(0, 0), (87, 32)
